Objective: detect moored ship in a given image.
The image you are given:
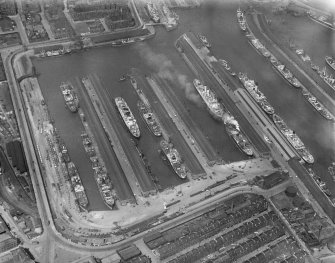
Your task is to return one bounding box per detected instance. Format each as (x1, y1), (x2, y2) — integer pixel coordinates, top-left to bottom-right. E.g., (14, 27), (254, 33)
(308, 168), (331, 197)
(224, 113), (253, 156)
(60, 143), (70, 163)
(67, 162), (88, 209)
(326, 56), (335, 71)
(238, 73), (274, 115)
(272, 114), (314, 164)
(270, 57), (301, 88)
(193, 79), (224, 120)
(160, 140), (188, 179)
(146, 2), (160, 23)
(94, 167), (115, 208)
(115, 97), (140, 138)
(237, 8), (247, 31)
(137, 100), (162, 137)
(232, 133), (254, 156)
(60, 82), (79, 112)
(301, 88), (333, 121)
(329, 162), (335, 181)
(307, 11), (335, 30)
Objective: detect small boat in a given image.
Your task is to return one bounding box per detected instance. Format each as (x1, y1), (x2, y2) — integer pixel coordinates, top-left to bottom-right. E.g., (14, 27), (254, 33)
(119, 75), (127, 81)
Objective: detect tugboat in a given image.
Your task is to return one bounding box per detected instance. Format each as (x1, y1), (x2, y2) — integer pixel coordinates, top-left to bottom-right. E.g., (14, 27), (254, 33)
(198, 34), (211, 48)
(326, 56), (335, 71)
(137, 100), (162, 137)
(119, 75), (127, 81)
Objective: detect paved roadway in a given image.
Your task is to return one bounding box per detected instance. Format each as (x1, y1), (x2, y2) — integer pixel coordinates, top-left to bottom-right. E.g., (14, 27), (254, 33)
(134, 72), (205, 176)
(46, 184), (294, 254)
(5, 48), (57, 262)
(151, 73), (220, 163)
(89, 74), (156, 194)
(73, 77), (135, 203)
(0, 51), (300, 256)
(177, 35), (270, 156)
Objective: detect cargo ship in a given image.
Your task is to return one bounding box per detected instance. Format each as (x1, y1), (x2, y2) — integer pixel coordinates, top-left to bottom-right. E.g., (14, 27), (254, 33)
(224, 113), (253, 156)
(67, 162), (88, 209)
(301, 88), (333, 121)
(326, 56), (335, 71)
(237, 8), (247, 31)
(115, 97), (140, 138)
(219, 59), (236, 76)
(307, 11), (335, 30)
(81, 133), (115, 209)
(238, 73), (274, 115)
(137, 100), (162, 137)
(60, 82), (79, 112)
(272, 114), (314, 164)
(146, 2), (160, 23)
(270, 56), (301, 88)
(94, 167), (115, 209)
(248, 37), (271, 58)
(193, 79), (224, 120)
(308, 168), (331, 197)
(160, 140), (188, 179)
(198, 35), (211, 48)
(318, 67), (335, 91)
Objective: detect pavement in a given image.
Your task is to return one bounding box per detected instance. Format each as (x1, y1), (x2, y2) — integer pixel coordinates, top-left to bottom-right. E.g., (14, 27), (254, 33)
(177, 34), (271, 157)
(83, 74), (155, 197)
(75, 77), (135, 203)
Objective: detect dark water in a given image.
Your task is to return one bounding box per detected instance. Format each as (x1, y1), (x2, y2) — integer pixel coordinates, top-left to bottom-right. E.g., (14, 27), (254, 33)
(33, 1), (335, 208)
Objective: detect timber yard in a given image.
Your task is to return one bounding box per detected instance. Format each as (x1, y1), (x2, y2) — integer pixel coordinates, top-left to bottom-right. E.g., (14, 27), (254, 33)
(0, 0), (334, 263)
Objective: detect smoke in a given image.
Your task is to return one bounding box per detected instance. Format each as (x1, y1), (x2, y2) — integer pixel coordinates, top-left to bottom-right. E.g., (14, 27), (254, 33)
(223, 112), (239, 130)
(135, 43), (202, 106)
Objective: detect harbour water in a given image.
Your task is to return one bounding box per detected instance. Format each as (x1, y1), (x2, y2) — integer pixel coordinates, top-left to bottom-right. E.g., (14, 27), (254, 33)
(33, 1), (335, 209)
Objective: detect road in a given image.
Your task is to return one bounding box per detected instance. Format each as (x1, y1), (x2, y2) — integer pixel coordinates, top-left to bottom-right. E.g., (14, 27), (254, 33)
(0, 50), (304, 257)
(73, 77), (135, 203)
(89, 74), (156, 194)
(151, 73), (220, 163)
(177, 35), (270, 156)
(134, 72), (206, 177)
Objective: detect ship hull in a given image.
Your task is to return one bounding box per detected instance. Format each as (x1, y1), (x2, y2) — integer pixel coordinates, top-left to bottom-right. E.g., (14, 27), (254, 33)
(60, 82), (79, 113)
(160, 140), (187, 179)
(308, 15), (335, 31)
(231, 133), (253, 156)
(137, 101), (162, 137)
(115, 97), (140, 138)
(272, 65), (301, 89)
(272, 114), (314, 164)
(193, 79), (224, 120)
